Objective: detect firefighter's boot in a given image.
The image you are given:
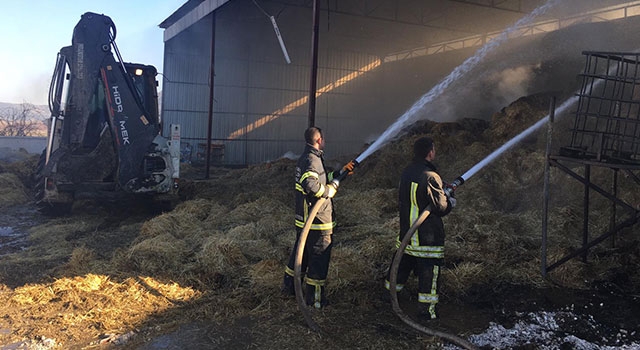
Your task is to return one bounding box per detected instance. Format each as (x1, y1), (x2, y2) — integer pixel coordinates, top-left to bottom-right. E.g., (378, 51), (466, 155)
(281, 267), (303, 297)
(304, 278), (327, 309)
(281, 274), (295, 296)
(418, 302), (439, 320)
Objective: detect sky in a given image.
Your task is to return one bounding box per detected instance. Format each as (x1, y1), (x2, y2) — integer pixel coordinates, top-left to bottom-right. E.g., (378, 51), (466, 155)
(0, 0), (186, 105)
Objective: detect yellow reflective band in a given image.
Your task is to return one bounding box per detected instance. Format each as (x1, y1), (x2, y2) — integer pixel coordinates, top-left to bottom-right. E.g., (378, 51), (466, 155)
(429, 303), (437, 318)
(295, 183), (306, 194)
(304, 276), (325, 286)
(418, 293), (439, 303)
(316, 184), (325, 197)
(295, 220), (336, 230)
(421, 246), (445, 252)
(384, 280), (404, 291)
(395, 242), (445, 258)
(431, 265), (439, 294)
(410, 182), (420, 246)
(285, 266), (295, 277)
(314, 285), (322, 308)
(300, 171), (319, 183)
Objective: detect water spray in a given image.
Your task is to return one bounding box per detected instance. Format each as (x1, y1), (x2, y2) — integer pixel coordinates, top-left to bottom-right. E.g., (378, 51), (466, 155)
(355, 0), (560, 165)
(445, 95), (579, 193)
(385, 93), (581, 350)
(294, 0), (567, 345)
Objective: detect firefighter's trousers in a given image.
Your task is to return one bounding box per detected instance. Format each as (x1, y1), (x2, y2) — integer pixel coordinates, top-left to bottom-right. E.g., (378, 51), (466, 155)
(283, 228), (333, 308)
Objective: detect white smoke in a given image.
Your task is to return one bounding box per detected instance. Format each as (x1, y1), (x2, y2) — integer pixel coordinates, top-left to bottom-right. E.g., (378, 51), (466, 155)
(490, 64), (541, 103)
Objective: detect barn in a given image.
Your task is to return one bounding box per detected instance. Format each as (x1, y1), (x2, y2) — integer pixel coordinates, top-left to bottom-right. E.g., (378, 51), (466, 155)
(157, 0), (640, 166)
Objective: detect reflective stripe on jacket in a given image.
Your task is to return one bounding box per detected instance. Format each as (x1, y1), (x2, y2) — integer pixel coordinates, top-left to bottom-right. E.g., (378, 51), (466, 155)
(295, 145), (336, 231)
(398, 158), (451, 258)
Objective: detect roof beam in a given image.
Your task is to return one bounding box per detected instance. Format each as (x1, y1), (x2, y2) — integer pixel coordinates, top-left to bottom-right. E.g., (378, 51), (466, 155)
(384, 1), (640, 62)
(448, 0), (528, 14)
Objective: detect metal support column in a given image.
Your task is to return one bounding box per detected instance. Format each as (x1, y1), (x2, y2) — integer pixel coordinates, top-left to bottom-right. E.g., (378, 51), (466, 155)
(582, 164), (590, 262)
(541, 96), (555, 277)
(307, 0), (320, 128)
(610, 168), (618, 247)
(205, 13), (217, 179)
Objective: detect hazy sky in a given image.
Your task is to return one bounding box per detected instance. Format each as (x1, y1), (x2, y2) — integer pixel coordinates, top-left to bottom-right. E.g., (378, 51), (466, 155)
(0, 0), (185, 105)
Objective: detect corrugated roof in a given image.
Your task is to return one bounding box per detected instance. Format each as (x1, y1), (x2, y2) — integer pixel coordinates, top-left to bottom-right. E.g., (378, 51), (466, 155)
(158, 0), (205, 29)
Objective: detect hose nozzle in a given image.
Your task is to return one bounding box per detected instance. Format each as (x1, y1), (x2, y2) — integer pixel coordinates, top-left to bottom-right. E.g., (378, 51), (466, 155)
(444, 176), (464, 197)
(332, 159), (360, 187)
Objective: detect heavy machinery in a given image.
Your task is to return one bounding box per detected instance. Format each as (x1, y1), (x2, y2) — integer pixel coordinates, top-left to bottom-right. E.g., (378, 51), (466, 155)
(34, 12), (180, 214)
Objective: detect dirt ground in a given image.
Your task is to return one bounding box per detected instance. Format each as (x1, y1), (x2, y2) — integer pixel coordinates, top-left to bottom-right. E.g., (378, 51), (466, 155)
(1, 94), (640, 349)
(1, 193), (639, 350)
(0, 177), (639, 349)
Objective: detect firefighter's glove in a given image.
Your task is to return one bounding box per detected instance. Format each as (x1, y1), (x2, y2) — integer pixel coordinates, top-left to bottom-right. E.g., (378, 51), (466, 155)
(336, 160), (356, 179)
(323, 183), (337, 199)
(342, 160), (356, 176)
(444, 183), (456, 198)
(448, 197), (457, 209)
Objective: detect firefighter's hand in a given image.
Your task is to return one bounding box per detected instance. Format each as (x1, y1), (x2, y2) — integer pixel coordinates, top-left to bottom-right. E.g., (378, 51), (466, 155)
(448, 197), (457, 208)
(444, 183), (456, 198)
(323, 183), (337, 199)
(342, 160), (356, 176)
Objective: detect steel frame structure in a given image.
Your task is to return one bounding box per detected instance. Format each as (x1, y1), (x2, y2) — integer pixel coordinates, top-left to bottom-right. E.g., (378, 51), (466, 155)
(542, 51), (640, 276)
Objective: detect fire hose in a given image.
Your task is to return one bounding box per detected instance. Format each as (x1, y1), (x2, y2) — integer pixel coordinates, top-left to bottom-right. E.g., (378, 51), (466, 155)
(293, 165), (477, 349)
(386, 177), (477, 350)
(388, 183), (478, 350)
(293, 163), (354, 333)
(293, 195), (325, 333)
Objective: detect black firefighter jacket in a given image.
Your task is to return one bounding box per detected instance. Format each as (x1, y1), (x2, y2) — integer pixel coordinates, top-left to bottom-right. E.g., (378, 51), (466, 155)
(295, 145), (336, 232)
(398, 158), (453, 258)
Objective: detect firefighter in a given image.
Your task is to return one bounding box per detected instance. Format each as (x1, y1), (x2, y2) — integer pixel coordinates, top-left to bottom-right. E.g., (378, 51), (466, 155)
(281, 126), (354, 309)
(384, 136), (456, 320)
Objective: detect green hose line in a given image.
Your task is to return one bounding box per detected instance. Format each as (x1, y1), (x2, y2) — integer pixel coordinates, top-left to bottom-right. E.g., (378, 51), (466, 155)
(389, 206), (478, 350)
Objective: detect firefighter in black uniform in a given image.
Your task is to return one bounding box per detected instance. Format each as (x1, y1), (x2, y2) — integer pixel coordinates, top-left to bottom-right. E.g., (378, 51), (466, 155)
(384, 136), (456, 319)
(282, 126), (353, 309)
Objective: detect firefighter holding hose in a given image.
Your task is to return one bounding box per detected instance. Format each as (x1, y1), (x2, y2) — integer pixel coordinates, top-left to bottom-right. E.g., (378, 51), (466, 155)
(282, 126), (355, 309)
(384, 136), (456, 320)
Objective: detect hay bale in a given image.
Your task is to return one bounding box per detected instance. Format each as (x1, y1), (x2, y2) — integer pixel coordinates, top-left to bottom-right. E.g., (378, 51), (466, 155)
(248, 258), (282, 295)
(336, 188), (396, 226)
(127, 233), (190, 275)
(217, 197), (289, 230)
(196, 235), (248, 282)
(139, 204), (208, 240)
(0, 153), (39, 186)
(202, 202), (231, 227)
(442, 261), (489, 296)
(0, 172), (28, 208)
(485, 93), (550, 143)
(62, 246), (97, 275)
(223, 223), (279, 261)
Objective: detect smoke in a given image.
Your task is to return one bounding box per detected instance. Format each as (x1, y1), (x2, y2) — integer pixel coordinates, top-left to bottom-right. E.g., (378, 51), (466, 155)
(355, 0), (561, 163)
(491, 64), (541, 104)
(418, 61), (543, 124)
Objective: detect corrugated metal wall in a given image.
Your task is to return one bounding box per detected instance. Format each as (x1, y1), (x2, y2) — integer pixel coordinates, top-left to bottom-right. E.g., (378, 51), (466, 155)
(160, 0), (640, 167)
(161, 0), (386, 166)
